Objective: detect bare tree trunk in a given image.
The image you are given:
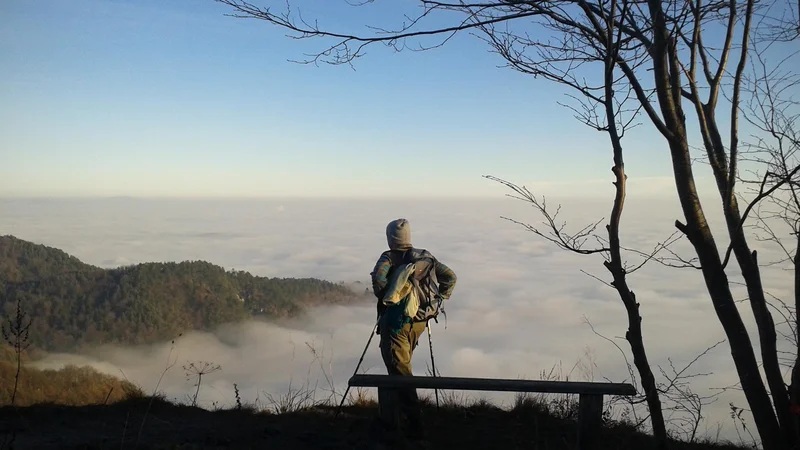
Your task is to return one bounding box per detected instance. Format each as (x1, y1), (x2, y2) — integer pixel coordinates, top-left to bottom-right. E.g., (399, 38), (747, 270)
(668, 138), (783, 449)
(605, 190), (669, 448)
(704, 113), (793, 443)
(728, 210), (794, 444)
(713, 0), (792, 439)
(599, 8), (668, 440)
(642, 0), (784, 444)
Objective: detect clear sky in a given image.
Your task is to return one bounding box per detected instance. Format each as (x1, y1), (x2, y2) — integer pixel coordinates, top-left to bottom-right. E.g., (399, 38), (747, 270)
(0, 0), (736, 198)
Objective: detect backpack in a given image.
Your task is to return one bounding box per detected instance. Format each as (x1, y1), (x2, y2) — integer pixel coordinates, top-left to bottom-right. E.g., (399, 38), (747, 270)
(377, 248), (445, 325)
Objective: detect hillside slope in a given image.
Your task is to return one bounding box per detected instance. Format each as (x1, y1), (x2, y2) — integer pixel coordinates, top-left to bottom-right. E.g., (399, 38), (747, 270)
(0, 235), (367, 352)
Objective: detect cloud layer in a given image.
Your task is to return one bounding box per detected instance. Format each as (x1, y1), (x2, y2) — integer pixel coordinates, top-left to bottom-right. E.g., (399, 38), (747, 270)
(1, 195), (792, 445)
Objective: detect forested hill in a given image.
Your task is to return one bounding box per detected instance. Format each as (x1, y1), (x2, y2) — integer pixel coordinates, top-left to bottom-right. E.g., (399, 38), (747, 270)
(0, 235), (369, 353)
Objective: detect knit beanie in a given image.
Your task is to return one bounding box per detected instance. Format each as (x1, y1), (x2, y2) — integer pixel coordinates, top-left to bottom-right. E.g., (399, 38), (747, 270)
(386, 218), (412, 250)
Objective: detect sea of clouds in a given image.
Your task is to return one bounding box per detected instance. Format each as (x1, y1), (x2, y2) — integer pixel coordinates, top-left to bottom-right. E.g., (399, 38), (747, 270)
(1, 193), (793, 445)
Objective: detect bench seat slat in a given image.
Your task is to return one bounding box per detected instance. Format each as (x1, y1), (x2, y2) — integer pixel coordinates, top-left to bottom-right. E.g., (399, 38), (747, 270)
(349, 374), (636, 396)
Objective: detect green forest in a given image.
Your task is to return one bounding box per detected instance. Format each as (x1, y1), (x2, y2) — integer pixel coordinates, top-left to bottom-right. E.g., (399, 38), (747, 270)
(0, 235), (369, 353)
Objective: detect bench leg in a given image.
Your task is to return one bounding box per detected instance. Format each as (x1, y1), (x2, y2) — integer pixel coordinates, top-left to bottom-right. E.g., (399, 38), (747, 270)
(378, 387), (401, 430)
(577, 394), (603, 450)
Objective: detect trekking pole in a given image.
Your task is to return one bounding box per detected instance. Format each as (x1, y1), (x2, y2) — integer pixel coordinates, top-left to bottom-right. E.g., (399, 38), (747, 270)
(335, 316), (380, 418)
(426, 319), (440, 410)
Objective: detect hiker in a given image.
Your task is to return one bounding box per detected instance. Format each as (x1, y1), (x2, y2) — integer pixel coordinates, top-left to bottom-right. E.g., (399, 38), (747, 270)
(370, 218), (457, 439)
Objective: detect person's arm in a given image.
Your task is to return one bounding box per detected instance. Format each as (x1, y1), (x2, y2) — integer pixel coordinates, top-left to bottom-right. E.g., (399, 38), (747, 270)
(434, 260), (457, 299)
(370, 252), (393, 299)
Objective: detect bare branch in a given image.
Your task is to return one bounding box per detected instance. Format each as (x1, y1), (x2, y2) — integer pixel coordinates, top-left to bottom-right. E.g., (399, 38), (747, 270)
(215, 0), (547, 65)
(484, 175), (611, 255)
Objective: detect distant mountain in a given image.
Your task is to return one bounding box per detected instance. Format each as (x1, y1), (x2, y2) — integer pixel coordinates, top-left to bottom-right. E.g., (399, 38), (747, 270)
(0, 235), (369, 353)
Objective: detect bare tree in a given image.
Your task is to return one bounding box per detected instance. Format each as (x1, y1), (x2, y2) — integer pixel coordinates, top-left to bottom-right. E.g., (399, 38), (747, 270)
(1, 294), (32, 407)
(215, 0), (799, 447)
(484, 170), (671, 447)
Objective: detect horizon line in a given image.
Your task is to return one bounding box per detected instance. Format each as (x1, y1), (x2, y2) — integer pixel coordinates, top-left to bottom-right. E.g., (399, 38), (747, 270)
(0, 193), (691, 201)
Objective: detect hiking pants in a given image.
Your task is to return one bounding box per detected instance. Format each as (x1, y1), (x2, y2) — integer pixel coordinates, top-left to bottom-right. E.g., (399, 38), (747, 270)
(379, 320), (428, 428)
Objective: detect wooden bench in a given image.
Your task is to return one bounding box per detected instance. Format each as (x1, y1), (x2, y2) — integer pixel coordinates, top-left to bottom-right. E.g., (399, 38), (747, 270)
(348, 374), (637, 450)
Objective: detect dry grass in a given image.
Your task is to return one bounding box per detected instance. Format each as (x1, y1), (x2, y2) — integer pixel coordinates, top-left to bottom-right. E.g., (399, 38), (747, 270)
(348, 386), (378, 408)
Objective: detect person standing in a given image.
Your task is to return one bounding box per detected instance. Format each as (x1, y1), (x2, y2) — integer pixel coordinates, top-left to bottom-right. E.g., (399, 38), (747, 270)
(370, 218), (457, 440)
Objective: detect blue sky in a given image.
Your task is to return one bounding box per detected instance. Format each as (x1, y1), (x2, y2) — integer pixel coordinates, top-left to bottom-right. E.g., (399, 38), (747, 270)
(0, 0), (746, 198)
